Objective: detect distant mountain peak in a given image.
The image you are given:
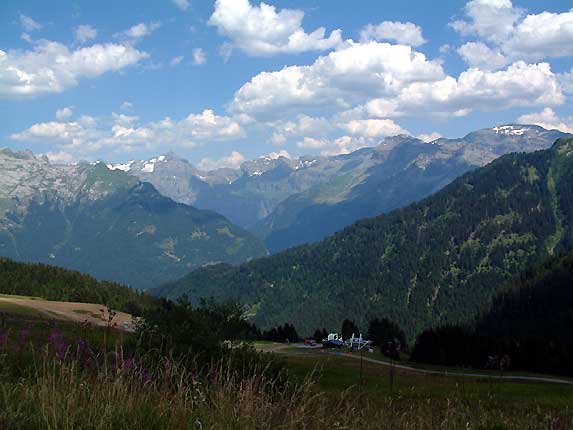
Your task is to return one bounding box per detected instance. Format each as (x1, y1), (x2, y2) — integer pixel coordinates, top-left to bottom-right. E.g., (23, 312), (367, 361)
(491, 124), (539, 136)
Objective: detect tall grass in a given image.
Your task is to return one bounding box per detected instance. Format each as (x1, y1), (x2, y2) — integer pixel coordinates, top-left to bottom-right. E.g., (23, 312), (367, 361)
(0, 327), (571, 429)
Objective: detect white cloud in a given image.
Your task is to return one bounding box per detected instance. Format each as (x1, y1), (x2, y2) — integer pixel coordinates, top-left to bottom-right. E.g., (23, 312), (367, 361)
(457, 42), (508, 70)
(364, 61), (564, 118)
(10, 109), (245, 159)
(172, 0), (190, 11)
(450, 0), (523, 44)
(232, 39), (563, 126)
(44, 150), (75, 164)
(198, 150), (245, 170)
(111, 113), (138, 126)
(119, 22), (161, 41)
(452, 1), (573, 67)
(274, 115), (332, 138)
(170, 55), (184, 66)
(208, 0), (343, 56)
(20, 14), (42, 32)
(318, 135), (371, 156)
(292, 134), (373, 156)
(360, 21), (426, 47)
(439, 44), (451, 55)
(231, 41), (444, 119)
(517, 108), (573, 133)
(504, 11), (573, 60)
(56, 106), (73, 120)
(75, 25), (98, 43)
(192, 48), (206, 65)
(417, 132), (443, 143)
(0, 41), (147, 98)
(339, 119), (407, 138)
(296, 137), (328, 149)
(269, 133), (286, 145)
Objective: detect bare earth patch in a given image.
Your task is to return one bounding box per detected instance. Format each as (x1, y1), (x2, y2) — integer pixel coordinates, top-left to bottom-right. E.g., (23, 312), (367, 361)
(0, 296), (134, 331)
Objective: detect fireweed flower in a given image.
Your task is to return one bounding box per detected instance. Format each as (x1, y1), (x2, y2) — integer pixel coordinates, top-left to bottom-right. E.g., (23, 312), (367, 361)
(18, 328), (30, 344)
(0, 331), (8, 346)
(47, 332), (68, 361)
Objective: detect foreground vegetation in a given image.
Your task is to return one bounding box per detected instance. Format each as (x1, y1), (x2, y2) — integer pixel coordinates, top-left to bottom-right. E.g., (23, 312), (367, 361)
(1, 301), (572, 430)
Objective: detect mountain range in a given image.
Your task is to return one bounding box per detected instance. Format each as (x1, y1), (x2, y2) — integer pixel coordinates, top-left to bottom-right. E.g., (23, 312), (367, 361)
(111, 125), (569, 252)
(155, 137), (573, 338)
(0, 149), (266, 289)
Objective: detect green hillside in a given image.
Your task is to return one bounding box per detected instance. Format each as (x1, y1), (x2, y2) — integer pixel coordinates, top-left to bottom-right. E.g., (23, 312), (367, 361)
(0, 257), (153, 314)
(156, 138), (573, 338)
(410, 248), (573, 376)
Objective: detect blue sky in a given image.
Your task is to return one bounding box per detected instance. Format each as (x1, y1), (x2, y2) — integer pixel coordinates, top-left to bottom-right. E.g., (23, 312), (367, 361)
(1, 0), (572, 169)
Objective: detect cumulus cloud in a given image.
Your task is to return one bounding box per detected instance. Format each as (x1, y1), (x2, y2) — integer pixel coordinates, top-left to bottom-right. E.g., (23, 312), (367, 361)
(198, 150), (246, 170)
(172, 0), (190, 11)
(10, 109), (245, 160)
(56, 106), (73, 120)
(20, 14), (42, 32)
(232, 39), (562, 123)
(44, 150), (75, 164)
(192, 48), (206, 65)
(360, 21), (426, 46)
(231, 41), (444, 119)
(362, 61), (564, 118)
(517, 108), (573, 133)
(451, 0), (522, 44)
(457, 42), (509, 70)
(75, 25), (98, 43)
(452, 1), (573, 67)
(118, 22), (161, 41)
(505, 11), (573, 60)
(273, 115), (332, 138)
(319, 136), (373, 156)
(295, 137), (328, 149)
(269, 133), (286, 145)
(0, 41), (147, 98)
(339, 119), (407, 138)
(208, 0), (343, 56)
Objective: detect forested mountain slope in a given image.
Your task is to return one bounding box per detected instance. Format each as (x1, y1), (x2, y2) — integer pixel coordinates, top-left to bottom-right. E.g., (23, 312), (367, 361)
(156, 138), (573, 337)
(0, 150), (266, 289)
(0, 258), (153, 314)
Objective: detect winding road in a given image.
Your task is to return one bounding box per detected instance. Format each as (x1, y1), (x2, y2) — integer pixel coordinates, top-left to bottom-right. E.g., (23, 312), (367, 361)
(266, 343), (573, 386)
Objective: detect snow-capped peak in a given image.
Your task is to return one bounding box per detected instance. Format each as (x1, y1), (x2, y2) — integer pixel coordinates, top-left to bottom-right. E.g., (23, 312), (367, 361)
(107, 161), (135, 172)
(492, 125), (530, 136)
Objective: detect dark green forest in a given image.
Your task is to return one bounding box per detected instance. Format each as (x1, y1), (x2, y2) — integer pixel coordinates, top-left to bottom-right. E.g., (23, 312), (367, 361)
(411, 248), (573, 376)
(156, 138), (573, 338)
(0, 258), (153, 314)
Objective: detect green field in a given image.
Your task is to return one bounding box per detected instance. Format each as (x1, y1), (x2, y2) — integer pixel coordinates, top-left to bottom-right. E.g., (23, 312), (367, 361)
(253, 344), (573, 411)
(0, 299), (45, 318)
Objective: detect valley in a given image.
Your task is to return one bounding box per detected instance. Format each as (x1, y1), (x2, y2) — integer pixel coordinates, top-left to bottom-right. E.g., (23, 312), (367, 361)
(2, 0), (573, 425)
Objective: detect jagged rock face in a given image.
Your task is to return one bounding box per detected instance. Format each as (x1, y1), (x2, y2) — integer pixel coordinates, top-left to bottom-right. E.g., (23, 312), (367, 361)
(116, 125), (569, 249)
(254, 126), (570, 251)
(0, 150), (267, 289)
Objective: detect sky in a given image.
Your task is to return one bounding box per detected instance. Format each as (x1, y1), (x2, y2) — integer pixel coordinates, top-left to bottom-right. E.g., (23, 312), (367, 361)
(1, 0), (572, 169)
